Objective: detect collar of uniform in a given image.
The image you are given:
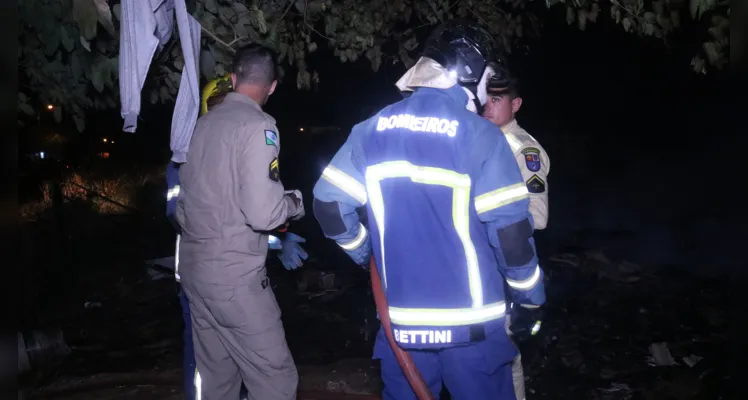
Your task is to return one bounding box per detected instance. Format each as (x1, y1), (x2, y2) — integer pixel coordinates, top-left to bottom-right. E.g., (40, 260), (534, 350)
(223, 92), (262, 111)
(501, 118), (520, 135)
(412, 85), (469, 107)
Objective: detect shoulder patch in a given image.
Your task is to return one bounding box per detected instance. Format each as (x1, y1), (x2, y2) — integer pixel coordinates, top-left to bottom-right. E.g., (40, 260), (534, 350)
(526, 174), (546, 194)
(269, 158), (280, 182)
(265, 130), (279, 147)
(521, 147), (541, 172)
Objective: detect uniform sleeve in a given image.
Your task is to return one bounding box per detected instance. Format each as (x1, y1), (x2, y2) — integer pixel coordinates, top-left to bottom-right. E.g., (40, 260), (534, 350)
(516, 145), (550, 230)
(472, 132), (546, 306)
(236, 122), (300, 231)
(312, 125), (371, 265)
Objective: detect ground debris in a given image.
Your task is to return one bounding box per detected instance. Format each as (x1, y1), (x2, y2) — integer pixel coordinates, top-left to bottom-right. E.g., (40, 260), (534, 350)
(524, 249), (730, 399)
(298, 358), (381, 395)
(648, 342), (677, 366)
(22, 246), (730, 400)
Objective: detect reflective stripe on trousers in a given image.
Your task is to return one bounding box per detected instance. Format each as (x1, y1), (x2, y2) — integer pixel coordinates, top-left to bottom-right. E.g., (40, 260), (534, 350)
(167, 185), (181, 201)
(175, 234), (181, 281)
(194, 369), (202, 400)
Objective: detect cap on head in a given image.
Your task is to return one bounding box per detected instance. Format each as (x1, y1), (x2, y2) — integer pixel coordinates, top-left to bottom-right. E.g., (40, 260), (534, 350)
(422, 20), (498, 86)
(486, 59), (520, 98)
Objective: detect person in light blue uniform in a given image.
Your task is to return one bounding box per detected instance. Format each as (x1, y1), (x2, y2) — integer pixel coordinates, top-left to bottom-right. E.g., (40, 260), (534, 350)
(312, 21), (546, 399)
(166, 81), (308, 400)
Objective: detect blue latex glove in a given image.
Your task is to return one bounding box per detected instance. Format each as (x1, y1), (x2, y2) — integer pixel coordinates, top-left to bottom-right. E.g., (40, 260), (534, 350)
(277, 232), (308, 270)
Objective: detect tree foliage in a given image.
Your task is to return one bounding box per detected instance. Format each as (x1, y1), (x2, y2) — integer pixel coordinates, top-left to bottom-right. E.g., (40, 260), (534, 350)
(18, 0), (729, 132)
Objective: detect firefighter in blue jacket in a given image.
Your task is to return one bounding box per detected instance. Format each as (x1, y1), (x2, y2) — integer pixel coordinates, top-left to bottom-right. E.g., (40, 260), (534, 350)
(312, 21), (546, 399)
(166, 76), (308, 400)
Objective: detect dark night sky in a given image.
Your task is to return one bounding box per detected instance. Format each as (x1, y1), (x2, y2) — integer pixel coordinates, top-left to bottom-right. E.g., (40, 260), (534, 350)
(81, 13), (733, 165)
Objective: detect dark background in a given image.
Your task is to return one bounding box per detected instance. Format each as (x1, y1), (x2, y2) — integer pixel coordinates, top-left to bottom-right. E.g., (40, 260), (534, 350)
(24, 13), (737, 277)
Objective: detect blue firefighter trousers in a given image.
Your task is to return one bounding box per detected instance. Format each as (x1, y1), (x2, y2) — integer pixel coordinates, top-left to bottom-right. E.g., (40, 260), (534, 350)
(178, 284), (197, 400)
(373, 327), (519, 400)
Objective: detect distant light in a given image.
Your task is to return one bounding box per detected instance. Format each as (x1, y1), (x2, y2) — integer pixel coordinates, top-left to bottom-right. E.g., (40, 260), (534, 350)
(46, 104), (54, 111)
(299, 127), (305, 132)
(102, 138), (108, 143)
(110, 141), (115, 144)
(39, 152), (45, 159)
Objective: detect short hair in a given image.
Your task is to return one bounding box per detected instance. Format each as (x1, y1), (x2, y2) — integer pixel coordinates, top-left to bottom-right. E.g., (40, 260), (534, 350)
(231, 44), (278, 87)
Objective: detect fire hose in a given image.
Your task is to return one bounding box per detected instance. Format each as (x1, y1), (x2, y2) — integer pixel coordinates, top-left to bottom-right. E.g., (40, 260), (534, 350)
(369, 257), (434, 400)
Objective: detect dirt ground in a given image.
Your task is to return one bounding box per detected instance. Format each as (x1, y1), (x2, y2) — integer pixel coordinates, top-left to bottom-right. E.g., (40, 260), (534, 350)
(18, 209), (732, 400)
(21, 250), (732, 400)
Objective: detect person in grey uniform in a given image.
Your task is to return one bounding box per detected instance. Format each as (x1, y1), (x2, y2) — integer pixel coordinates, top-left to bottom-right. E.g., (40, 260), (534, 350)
(175, 44), (305, 400)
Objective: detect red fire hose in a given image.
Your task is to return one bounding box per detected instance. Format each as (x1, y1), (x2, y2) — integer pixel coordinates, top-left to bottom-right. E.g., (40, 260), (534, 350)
(369, 257), (434, 400)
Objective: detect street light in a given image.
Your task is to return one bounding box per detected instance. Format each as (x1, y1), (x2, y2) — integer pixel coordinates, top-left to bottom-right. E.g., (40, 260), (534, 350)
(299, 127), (305, 132)
(46, 104), (54, 111)
(102, 138), (108, 143)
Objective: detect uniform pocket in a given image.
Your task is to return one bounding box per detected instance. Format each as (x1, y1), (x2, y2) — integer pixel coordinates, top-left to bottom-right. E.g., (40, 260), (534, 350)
(204, 280), (282, 334)
(200, 285), (243, 329)
(475, 332), (517, 375)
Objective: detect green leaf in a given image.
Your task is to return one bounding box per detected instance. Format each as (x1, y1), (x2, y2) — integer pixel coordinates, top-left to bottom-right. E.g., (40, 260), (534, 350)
(73, 114), (86, 132)
(80, 37), (91, 51)
(20, 103), (35, 116)
(44, 32), (60, 56)
(53, 106), (62, 123)
(160, 86), (170, 102)
(61, 26), (76, 51)
(73, 0), (99, 40)
(71, 53), (83, 80)
(112, 3), (121, 20)
(91, 61), (105, 92)
(204, 0), (219, 14)
(93, 0), (116, 35)
(200, 49), (216, 80)
(366, 45), (382, 72)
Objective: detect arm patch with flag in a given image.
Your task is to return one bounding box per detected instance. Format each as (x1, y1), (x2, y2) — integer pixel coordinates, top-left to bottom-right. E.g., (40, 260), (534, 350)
(521, 147), (541, 172)
(265, 130), (278, 147)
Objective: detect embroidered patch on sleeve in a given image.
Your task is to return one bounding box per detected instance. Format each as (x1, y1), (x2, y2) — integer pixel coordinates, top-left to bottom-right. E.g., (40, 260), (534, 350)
(526, 174), (546, 193)
(265, 130), (279, 147)
(269, 158), (280, 182)
(521, 147), (541, 172)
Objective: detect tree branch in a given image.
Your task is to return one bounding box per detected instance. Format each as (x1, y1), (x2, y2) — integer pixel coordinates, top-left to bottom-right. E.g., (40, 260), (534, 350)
(201, 25), (236, 54)
(426, 0), (443, 22)
(274, 0), (296, 32)
(304, 0), (334, 41)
